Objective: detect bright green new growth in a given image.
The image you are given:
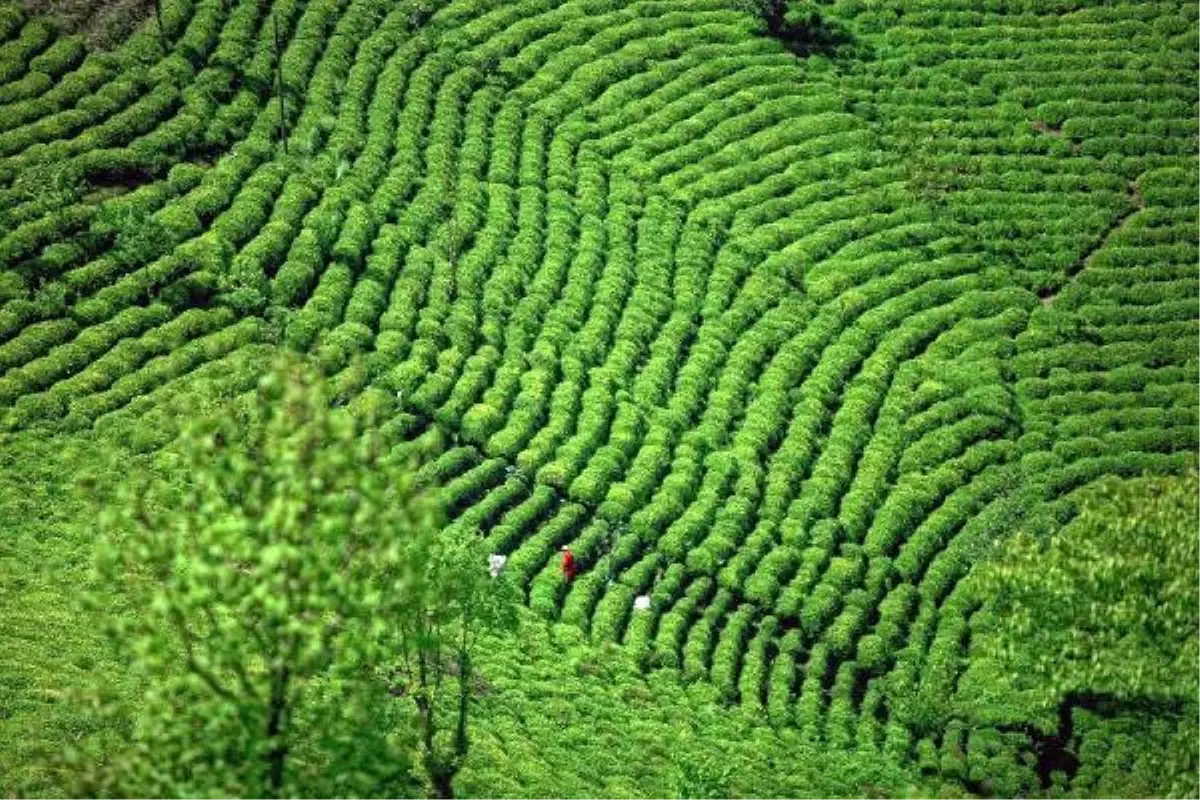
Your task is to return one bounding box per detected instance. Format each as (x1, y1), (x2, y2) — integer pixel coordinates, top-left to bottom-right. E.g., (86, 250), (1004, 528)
(0, 0), (1196, 793)
(77, 356), (517, 797)
(983, 475), (1199, 710)
(948, 475), (1200, 798)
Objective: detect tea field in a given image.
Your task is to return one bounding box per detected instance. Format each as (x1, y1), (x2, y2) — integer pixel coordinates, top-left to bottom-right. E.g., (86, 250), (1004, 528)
(0, 0), (1196, 795)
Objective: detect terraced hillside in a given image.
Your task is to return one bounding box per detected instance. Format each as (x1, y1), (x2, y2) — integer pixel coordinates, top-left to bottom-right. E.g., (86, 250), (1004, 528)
(0, 0), (1196, 793)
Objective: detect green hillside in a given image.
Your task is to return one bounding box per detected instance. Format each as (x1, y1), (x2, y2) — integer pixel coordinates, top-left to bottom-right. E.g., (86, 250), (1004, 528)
(0, 0), (1196, 795)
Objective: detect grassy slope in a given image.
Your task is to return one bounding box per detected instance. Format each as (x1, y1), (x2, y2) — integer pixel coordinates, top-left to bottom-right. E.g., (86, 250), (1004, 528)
(0, 431), (127, 796)
(7, 419), (1191, 798)
(0, 425), (930, 799)
(464, 620), (924, 798)
(0, 0), (1196, 795)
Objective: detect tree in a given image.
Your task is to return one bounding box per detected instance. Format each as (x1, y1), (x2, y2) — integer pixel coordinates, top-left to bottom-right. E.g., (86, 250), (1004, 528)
(959, 474), (1199, 795)
(74, 355), (516, 797)
(731, 0), (853, 56)
(979, 475), (1198, 711)
(389, 527), (520, 798)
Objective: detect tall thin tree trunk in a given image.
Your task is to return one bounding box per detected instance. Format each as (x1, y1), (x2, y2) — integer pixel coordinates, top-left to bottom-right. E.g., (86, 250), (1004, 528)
(765, 0), (786, 34)
(265, 666), (291, 798)
(453, 649), (470, 759)
(430, 767), (454, 800)
(415, 644), (453, 797)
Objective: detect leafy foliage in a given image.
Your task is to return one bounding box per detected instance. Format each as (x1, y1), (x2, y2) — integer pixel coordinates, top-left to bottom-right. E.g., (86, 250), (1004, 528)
(980, 474), (1199, 710)
(72, 356), (515, 797)
(0, 0), (1195, 794)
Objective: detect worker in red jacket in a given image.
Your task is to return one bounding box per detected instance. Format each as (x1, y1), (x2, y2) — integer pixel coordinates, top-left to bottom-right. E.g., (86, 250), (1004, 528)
(561, 545), (576, 582)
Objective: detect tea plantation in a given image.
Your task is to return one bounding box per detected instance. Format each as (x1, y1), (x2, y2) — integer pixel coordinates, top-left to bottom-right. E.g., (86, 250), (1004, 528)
(0, 0), (1196, 795)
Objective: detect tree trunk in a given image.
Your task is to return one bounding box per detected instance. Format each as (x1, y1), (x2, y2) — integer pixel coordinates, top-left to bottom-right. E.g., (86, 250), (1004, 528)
(416, 648), (451, 797)
(453, 649), (470, 760)
(265, 666), (291, 798)
(430, 767), (455, 799)
(765, 0), (786, 34)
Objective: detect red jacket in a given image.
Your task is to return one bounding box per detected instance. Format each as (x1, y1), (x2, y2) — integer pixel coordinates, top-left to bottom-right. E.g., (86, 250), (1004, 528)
(561, 549), (576, 580)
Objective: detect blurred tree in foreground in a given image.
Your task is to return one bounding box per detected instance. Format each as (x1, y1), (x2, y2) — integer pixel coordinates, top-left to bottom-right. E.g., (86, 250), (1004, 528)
(981, 474), (1198, 711)
(73, 355), (517, 797)
(959, 474), (1199, 796)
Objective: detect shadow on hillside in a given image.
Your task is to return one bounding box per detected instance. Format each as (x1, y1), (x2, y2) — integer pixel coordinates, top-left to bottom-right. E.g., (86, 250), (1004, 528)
(766, 12), (855, 58)
(995, 691), (1192, 791)
(749, 0), (858, 59)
